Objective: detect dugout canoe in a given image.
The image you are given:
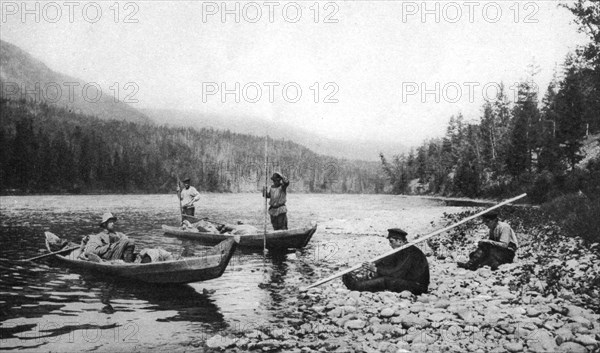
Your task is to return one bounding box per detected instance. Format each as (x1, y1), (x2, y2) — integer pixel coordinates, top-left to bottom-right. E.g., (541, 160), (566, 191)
(44, 231), (238, 284)
(162, 223), (317, 250)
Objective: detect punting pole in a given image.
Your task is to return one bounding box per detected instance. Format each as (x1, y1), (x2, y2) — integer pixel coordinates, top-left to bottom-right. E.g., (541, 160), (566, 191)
(263, 135), (269, 259)
(301, 193), (528, 290)
(176, 175), (184, 224)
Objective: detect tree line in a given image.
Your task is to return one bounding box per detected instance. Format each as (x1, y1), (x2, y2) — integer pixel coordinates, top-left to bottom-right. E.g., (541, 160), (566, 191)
(380, 0), (600, 204)
(0, 98), (385, 194)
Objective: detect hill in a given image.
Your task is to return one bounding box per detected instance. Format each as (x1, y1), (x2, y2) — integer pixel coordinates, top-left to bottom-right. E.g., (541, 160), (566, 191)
(1, 40), (404, 162)
(0, 98), (385, 194)
(0, 40), (150, 124)
(142, 109), (407, 162)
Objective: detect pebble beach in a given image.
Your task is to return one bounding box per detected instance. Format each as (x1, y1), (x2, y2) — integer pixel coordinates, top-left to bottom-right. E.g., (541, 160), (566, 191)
(199, 206), (600, 353)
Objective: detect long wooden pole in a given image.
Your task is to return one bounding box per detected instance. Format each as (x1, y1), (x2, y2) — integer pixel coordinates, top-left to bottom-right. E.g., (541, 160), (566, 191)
(176, 175), (184, 223)
(263, 135), (269, 257)
(21, 245), (81, 262)
(302, 193), (527, 290)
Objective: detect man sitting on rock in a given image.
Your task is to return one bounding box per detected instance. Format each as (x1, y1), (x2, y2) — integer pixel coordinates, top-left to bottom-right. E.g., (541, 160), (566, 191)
(342, 228), (430, 295)
(457, 211), (518, 271)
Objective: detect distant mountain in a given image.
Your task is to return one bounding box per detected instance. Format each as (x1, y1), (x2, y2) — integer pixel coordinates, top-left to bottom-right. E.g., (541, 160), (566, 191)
(142, 109), (407, 161)
(0, 40), (150, 124)
(0, 40), (403, 161)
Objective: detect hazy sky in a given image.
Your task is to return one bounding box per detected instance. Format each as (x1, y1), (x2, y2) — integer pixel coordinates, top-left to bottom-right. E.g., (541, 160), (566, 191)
(1, 0), (588, 146)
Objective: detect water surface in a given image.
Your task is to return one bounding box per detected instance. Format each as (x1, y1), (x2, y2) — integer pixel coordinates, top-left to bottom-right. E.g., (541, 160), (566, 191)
(0, 193), (454, 351)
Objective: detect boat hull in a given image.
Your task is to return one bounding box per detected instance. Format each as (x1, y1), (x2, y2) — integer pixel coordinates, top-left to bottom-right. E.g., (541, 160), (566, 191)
(162, 224), (317, 250)
(45, 232), (238, 284)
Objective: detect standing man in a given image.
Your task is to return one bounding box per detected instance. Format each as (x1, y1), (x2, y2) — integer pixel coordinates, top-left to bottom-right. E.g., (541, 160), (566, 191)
(263, 172), (289, 230)
(81, 213), (135, 262)
(457, 211), (519, 271)
(178, 177), (201, 216)
(342, 228), (430, 295)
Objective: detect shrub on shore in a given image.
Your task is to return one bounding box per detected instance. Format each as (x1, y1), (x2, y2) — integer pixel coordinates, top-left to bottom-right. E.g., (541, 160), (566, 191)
(541, 193), (600, 246)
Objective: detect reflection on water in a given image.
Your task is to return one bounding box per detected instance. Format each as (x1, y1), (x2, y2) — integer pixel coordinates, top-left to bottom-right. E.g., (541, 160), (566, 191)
(0, 193), (448, 351)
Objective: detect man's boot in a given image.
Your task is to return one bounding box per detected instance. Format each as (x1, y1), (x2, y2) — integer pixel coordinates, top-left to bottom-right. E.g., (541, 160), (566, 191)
(342, 273), (359, 290)
(458, 247), (487, 270)
(457, 261), (470, 269)
(457, 260), (478, 270)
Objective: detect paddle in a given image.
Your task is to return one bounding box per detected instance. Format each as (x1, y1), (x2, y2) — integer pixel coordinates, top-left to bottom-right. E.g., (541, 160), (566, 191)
(20, 245), (81, 262)
(301, 193), (528, 291)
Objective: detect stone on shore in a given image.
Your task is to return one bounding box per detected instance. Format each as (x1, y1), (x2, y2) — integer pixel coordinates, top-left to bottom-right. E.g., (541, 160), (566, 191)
(206, 334), (237, 349)
(556, 341), (588, 352)
(344, 319), (366, 329)
(504, 342), (524, 352)
(379, 307), (395, 317)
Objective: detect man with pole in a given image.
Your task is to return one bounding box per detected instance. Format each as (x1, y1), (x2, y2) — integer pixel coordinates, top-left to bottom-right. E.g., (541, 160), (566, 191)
(263, 172), (290, 230)
(342, 228), (429, 294)
(177, 177), (201, 217)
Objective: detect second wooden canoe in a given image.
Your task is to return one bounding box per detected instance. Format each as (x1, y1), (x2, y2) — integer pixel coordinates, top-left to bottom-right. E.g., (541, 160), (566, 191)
(162, 223), (317, 250)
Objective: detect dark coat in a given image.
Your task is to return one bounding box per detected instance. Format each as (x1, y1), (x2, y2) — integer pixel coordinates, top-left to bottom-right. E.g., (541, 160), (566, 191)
(375, 245), (430, 287)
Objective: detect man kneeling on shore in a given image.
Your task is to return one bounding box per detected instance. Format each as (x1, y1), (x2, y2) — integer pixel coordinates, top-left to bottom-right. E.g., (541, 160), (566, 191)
(342, 228), (430, 295)
(457, 211), (518, 271)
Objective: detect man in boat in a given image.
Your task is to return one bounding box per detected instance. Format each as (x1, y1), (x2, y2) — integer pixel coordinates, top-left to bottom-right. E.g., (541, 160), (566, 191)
(178, 177), (201, 217)
(342, 228), (429, 295)
(81, 213), (136, 262)
(263, 172), (290, 230)
(457, 211), (518, 271)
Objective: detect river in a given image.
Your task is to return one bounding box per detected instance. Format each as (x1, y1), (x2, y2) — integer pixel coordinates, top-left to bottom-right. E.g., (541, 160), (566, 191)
(0, 193), (466, 352)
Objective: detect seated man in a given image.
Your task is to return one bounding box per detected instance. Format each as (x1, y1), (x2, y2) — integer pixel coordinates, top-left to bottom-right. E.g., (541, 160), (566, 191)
(342, 228), (430, 295)
(81, 213), (135, 262)
(457, 211), (518, 271)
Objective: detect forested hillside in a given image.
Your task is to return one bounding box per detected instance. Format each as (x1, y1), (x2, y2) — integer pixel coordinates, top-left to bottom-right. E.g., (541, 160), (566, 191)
(142, 109), (407, 162)
(0, 98), (385, 194)
(380, 0), (600, 204)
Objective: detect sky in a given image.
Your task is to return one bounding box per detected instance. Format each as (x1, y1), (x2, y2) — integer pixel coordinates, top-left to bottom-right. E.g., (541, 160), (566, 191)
(0, 0), (589, 146)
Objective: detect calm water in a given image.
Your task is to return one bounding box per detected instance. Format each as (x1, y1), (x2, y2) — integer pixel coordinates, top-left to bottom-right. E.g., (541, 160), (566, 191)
(0, 193), (451, 351)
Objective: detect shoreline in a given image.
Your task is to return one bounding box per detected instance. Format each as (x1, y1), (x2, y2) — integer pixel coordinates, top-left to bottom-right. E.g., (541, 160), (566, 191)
(197, 206), (600, 353)
(0, 191), (531, 204)
(2, 195), (597, 352)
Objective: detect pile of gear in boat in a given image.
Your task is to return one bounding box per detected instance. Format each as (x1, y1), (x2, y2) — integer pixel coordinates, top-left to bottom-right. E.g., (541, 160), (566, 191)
(181, 219), (259, 235)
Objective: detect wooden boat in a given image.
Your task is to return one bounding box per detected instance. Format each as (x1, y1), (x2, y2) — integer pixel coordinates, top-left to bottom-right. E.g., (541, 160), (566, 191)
(162, 223), (317, 250)
(44, 232), (238, 284)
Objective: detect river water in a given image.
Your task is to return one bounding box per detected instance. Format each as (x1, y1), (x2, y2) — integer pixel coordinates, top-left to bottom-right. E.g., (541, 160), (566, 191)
(0, 193), (462, 352)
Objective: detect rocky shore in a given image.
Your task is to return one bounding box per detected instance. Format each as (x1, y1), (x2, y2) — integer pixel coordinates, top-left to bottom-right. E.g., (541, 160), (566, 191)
(199, 207), (600, 353)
